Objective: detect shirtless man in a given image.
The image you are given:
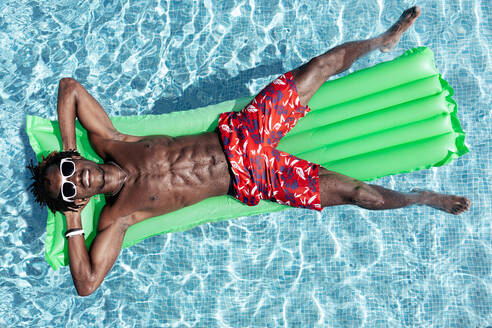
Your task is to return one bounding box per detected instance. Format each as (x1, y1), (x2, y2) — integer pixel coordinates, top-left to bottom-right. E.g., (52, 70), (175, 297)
(27, 6), (470, 296)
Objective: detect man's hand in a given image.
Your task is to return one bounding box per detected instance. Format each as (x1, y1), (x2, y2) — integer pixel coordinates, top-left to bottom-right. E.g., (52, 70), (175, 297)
(73, 197), (90, 212)
(64, 197), (90, 230)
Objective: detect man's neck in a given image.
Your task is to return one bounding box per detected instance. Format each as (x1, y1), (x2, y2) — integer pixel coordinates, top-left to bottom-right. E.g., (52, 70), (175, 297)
(100, 162), (128, 197)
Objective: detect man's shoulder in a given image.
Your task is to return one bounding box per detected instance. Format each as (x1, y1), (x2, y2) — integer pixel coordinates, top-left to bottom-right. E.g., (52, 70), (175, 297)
(97, 204), (133, 233)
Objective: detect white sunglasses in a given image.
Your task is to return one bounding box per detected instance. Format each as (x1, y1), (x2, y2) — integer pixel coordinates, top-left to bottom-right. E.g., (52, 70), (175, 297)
(60, 158), (76, 202)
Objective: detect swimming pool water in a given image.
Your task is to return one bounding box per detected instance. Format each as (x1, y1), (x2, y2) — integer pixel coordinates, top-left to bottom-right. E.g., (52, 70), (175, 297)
(0, 0), (490, 327)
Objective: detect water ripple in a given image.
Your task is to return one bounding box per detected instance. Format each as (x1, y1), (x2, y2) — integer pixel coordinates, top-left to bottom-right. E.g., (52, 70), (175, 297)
(0, 0), (490, 327)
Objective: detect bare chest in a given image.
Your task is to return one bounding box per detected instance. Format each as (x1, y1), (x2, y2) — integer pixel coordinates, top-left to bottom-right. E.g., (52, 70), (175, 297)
(102, 133), (231, 216)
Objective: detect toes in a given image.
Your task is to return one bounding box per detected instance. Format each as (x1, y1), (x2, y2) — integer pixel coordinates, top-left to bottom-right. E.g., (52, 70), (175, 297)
(457, 198), (471, 209)
(451, 198), (470, 214)
(408, 6), (417, 17)
(450, 206), (463, 214)
(400, 8), (412, 20)
(401, 6), (421, 22)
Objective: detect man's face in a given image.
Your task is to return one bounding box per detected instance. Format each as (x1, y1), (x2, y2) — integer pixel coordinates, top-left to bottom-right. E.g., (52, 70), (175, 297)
(45, 157), (105, 200)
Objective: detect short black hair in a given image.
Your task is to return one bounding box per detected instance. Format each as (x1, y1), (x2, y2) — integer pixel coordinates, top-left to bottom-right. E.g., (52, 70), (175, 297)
(27, 150), (82, 213)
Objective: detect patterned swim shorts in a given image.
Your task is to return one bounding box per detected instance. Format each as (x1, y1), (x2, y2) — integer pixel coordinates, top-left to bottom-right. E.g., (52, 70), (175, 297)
(217, 71), (322, 211)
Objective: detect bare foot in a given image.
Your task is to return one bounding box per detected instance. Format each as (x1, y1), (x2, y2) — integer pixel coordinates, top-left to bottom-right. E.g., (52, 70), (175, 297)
(412, 188), (471, 215)
(379, 6), (421, 52)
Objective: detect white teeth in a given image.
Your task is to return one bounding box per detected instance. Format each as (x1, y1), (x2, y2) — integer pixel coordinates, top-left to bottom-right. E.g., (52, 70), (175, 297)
(85, 170), (89, 187)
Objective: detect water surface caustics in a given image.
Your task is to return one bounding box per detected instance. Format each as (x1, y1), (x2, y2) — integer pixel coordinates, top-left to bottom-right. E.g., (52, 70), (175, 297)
(0, 0), (490, 327)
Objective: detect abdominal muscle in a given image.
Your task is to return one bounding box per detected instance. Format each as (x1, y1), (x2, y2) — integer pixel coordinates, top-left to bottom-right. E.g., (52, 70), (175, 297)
(100, 131), (232, 219)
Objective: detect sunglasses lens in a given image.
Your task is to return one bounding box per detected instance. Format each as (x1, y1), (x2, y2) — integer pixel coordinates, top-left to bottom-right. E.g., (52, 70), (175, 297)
(61, 160), (75, 177)
(62, 182), (76, 198)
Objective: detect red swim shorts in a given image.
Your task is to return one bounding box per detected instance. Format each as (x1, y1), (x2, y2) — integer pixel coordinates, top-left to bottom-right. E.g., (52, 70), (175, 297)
(217, 71), (322, 211)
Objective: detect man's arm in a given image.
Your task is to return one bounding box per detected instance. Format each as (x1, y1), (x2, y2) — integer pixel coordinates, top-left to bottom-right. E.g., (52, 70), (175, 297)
(65, 206), (132, 296)
(56, 77), (136, 150)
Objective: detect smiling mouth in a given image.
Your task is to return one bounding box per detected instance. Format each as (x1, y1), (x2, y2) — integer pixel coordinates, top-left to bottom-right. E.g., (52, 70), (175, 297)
(84, 170), (90, 188)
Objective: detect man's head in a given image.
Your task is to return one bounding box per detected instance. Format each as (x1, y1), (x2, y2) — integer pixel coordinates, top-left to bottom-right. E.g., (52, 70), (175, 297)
(27, 150), (106, 213)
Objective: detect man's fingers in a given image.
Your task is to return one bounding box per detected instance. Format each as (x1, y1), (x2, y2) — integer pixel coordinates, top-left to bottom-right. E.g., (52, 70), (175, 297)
(74, 197), (91, 207)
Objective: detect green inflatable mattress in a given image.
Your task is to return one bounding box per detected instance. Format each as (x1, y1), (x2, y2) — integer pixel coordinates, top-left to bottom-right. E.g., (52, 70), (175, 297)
(26, 47), (468, 269)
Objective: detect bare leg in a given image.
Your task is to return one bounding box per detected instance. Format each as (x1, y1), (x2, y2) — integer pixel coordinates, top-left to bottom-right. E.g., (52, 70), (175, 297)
(287, 6), (470, 215)
(292, 6), (421, 106)
(318, 168), (470, 215)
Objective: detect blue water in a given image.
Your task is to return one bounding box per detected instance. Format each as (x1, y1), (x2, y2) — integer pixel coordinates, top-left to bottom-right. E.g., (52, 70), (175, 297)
(1, 0), (490, 327)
